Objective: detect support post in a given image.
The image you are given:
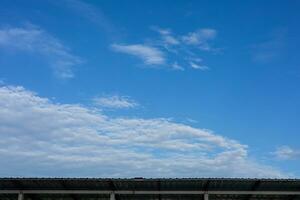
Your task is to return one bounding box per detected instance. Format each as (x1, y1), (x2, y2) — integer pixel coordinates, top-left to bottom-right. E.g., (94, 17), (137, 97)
(110, 192), (115, 200)
(204, 192), (209, 200)
(18, 193), (24, 200)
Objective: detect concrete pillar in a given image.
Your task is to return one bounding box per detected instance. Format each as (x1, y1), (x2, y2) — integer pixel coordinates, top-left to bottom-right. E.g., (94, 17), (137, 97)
(110, 192), (115, 200)
(204, 193), (209, 200)
(18, 193), (24, 200)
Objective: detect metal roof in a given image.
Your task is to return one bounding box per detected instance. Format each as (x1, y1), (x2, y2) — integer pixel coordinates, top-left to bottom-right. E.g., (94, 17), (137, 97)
(0, 178), (300, 200)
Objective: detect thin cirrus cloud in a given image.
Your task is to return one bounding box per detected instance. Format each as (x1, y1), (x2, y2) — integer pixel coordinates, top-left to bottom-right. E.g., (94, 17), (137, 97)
(0, 25), (83, 79)
(58, 0), (116, 36)
(189, 62), (209, 71)
(273, 146), (300, 160)
(182, 28), (217, 51)
(155, 28), (180, 45)
(111, 27), (219, 71)
(252, 29), (286, 63)
(0, 84), (288, 177)
(93, 94), (138, 109)
(111, 44), (165, 65)
(172, 62), (184, 71)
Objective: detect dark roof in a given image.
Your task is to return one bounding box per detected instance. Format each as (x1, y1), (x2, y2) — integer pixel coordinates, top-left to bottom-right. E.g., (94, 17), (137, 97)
(1, 178), (300, 191)
(0, 178), (300, 200)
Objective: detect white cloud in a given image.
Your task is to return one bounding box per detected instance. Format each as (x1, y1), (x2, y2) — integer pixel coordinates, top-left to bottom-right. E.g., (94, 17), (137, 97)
(163, 35), (180, 45)
(273, 146), (300, 160)
(154, 27), (172, 35)
(171, 62), (184, 71)
(0, 25), (82, 79)
(0, 85), (287, 177)
(111, 44), (165, 65)
(182, 28), (217, 51)
(111, 27), (219, 71)
(154, 27), (180, 45)
(93, 95), (138, 109)
(190, 62), (209, 71)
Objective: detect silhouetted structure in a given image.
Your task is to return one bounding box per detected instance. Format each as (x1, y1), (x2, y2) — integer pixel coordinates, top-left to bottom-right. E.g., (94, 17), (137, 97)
(0, 178), (300, 200)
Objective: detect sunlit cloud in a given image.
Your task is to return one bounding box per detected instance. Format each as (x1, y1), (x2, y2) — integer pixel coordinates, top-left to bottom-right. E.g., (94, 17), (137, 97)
(0, 85), (287, 177)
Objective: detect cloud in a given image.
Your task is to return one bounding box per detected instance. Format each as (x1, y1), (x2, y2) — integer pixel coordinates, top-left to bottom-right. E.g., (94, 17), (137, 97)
(252, 29), (286, 63)
(111, 44), (165, 65)
(153, 27), (180, 45)
(273, 146), (300, 160)
(111, 27), (219, 71)
(0, 85), (287, 177)
(59, 0), (116, 35)
(190, 62), (209, 71)
(182, 28), (217, 51)
(171, 62), (184, 71)
(93, 95), (138, 109)
(0, 25), (82, 79)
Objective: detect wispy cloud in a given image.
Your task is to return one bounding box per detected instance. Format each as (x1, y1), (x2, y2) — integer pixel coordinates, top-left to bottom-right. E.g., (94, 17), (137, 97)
(172, 62), (184, 71)
(252, 29), (286, 63)
(153, 27), (180, 45)
(0, 25), (83, 79)
(111, 44), (165, 65)
(57, 0), (116, 36)
(0, 85), (287, 177)
(182, 28), (217, 51)
(93, 94), (138, 109)
(273, 146), (300, 160)
(111, 27), (219, 71)
(190, 62), (209, 71)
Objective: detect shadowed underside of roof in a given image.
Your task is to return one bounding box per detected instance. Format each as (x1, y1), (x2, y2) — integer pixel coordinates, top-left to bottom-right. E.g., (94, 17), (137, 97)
(0, 178), (300, 200)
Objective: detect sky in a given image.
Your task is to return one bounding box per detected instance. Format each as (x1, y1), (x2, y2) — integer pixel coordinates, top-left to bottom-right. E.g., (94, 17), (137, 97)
(0, 0), (300, 178)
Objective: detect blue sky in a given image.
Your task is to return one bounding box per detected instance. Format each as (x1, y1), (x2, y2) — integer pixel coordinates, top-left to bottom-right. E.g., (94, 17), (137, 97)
(0, 0), (299, 177)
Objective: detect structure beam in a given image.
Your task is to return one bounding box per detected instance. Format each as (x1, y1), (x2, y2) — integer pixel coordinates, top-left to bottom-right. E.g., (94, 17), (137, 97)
(1, 190), (300, 195)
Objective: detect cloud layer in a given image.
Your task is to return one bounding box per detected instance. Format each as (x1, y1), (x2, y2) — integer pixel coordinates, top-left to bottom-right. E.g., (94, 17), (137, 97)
(0, 85), (286, 177)
(111, 27), (219, 71)
(0, 25), (82, 79)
